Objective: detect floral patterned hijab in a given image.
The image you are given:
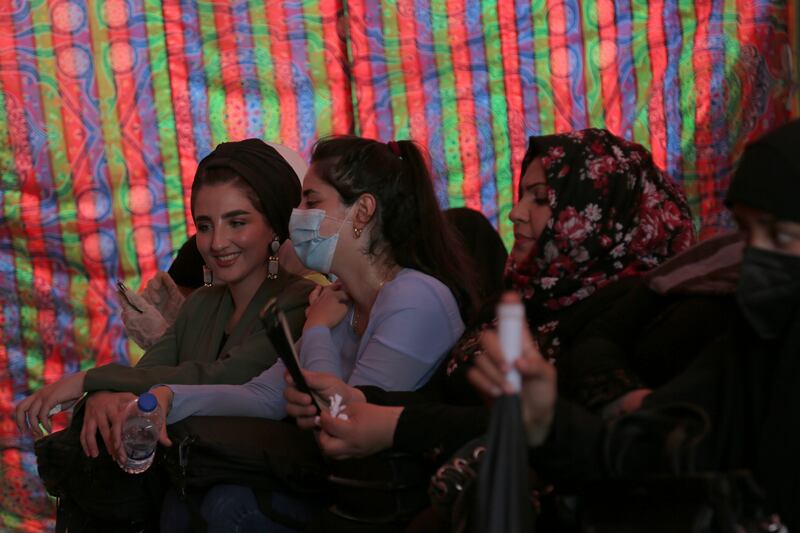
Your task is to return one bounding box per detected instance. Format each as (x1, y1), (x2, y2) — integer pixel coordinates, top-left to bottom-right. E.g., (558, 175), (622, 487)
(508, 128), (694, 340)
(448, 128), (694, 370)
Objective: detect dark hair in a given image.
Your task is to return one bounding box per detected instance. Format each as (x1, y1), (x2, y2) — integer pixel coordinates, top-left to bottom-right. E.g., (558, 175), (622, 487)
(310, 136), (479, 324)
(168, 234), (205, 289)
(444, 207), (508, 307)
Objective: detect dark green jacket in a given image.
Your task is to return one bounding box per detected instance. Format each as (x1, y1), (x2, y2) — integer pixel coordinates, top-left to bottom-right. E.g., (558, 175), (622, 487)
(84, 269), (314, 394)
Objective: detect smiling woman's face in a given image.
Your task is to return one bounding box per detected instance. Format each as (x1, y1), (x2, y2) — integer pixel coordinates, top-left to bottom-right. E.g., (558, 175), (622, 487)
(508, 157), (553, 263)
(193, 181), (273, 292)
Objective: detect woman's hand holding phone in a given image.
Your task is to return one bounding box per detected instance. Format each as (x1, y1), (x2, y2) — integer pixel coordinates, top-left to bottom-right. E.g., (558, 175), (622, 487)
(283, 369), (365, 430)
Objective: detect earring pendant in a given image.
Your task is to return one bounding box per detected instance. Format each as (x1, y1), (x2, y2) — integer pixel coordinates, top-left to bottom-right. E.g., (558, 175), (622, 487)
(267, 236), (280, 280)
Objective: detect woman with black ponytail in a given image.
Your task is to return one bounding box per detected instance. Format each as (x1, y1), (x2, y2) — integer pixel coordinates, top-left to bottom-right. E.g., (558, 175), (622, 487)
(302, 136), (478, 327)
(279, 135), (479, 391)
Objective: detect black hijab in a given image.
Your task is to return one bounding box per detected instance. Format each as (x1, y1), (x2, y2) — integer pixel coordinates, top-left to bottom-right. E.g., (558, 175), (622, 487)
(193, 138), (302, 241)
(726, 119), (800, 223)
(444, 207), (508, 307)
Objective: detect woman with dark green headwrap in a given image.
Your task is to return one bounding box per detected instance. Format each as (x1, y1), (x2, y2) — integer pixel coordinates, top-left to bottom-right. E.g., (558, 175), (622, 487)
(16, 139), (316, 461)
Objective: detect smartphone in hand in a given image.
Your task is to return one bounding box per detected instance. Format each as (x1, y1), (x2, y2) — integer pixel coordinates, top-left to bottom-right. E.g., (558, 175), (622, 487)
(116, 280), (144, 314)
(261, 298), (327, 414)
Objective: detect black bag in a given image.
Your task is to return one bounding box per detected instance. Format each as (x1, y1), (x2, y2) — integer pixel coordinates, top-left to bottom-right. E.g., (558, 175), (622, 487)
(163, 417), (430, 531)
(162, 415), (327, 495)
(325, 451), (432, 525)
(161, 415), (329, 530)
(34, 400), (166, 533)
(428, 436), (487, 533)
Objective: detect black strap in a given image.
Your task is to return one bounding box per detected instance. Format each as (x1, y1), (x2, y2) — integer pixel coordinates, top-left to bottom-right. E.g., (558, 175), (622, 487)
(603, 403), (709, 476)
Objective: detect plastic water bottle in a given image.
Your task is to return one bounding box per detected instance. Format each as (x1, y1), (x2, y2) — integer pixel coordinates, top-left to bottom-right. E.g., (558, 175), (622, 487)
(118, 392), (162, 474)
(497, 301), (525, 393)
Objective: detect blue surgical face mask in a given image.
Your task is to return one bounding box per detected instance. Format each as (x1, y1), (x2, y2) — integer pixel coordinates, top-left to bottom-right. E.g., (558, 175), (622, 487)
(289, 208), (351, 273)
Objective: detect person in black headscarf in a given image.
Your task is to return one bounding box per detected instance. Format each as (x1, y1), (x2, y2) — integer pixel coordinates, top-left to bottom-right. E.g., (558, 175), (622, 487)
(16, 139), (316, 460)
(168, 234), (205, 294)
(697, 118), (800, 527)
(472, 118), (800, 529)
(444, 207), (509, 310)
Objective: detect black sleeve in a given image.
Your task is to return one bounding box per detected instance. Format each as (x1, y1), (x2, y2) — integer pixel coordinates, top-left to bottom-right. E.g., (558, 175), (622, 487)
(560, 280), (736, 412)
(393, 403), (490, 461)
(357, 386), (436, 407)
(557, 281), (657, 410)
(358, 389), (490, 462)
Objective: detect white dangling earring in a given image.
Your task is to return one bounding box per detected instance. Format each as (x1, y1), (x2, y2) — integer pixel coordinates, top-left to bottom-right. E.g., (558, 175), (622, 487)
(202, 265), (213, 287)
(267, 236), (280, 280)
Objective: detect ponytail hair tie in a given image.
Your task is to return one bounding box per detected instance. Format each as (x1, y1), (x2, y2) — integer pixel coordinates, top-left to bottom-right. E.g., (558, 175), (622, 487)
(386, 140), (403, 159)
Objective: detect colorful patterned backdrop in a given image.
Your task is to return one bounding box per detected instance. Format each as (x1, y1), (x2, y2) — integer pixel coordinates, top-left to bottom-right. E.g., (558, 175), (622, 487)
(0, 0), (795, 530)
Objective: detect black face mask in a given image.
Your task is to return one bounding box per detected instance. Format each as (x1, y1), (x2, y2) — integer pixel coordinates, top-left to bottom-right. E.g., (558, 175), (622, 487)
(736, 247), (800, 340)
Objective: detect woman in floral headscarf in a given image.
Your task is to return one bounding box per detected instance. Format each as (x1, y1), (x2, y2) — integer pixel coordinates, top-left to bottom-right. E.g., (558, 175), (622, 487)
(501, 128), (693, 359)
(443, 128), (694, 381)
(283, 128), (694, 465)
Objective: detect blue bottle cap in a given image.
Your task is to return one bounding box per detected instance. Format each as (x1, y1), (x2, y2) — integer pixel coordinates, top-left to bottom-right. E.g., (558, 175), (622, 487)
(137, 392), (158, 413)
